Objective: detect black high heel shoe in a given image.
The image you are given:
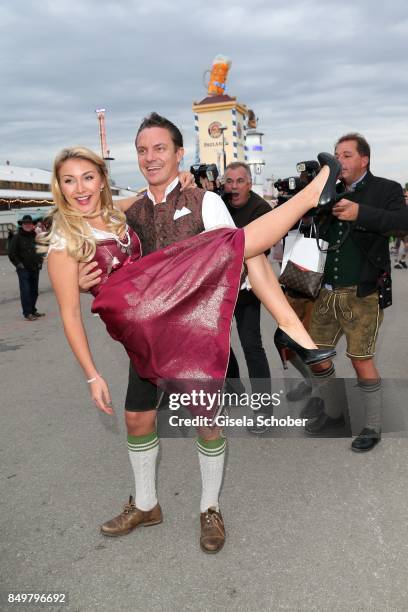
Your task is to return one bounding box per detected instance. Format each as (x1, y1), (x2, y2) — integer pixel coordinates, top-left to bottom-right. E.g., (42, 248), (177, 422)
(274, 328), (336, 369)
(315, 152), (342, 213)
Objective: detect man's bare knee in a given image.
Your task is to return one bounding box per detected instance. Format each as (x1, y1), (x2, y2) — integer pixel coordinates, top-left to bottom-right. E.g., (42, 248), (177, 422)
(311, 359), (333, 374)
(125, 409), (157, 436)
(196, 425), (223, 441)
(350, 357), (379, 381)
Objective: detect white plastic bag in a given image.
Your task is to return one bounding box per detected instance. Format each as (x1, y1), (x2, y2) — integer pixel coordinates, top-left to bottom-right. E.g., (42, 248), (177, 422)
(281, 222), (328, 273)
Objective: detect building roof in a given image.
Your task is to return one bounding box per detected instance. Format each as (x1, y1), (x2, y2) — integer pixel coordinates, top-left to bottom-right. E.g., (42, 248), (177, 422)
(194, 94), (236, 106)
(0, 188), (137, 202)
(0, 164), (139, 200)
(0, 190), (52, 200)
(0, 164), (52, 183)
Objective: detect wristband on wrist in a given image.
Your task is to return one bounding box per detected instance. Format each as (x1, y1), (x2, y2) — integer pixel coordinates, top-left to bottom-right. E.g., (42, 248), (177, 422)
(86, 374), (100, 384)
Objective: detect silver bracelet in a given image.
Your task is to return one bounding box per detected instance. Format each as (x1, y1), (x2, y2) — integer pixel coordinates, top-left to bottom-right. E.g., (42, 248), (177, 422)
(86, 374), (100, 384)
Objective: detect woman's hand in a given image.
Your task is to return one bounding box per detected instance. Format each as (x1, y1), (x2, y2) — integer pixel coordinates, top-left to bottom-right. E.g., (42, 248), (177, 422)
(89, 376), (114, 415)
(78, 261), (102, 292)
(179, 170), (196, 191)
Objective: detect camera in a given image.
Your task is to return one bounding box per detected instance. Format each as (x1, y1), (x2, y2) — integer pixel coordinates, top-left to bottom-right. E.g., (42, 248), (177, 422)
(274, 176), (304, 195)
(190, 164), (219, 189)
(274, 160), (321, 204)
(190, 163), (232, 204)
(295, 160), (320, 178)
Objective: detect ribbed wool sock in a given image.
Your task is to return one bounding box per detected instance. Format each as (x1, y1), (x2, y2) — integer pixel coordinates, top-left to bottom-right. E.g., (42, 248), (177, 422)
(287, 354), (313, 400)
(197, 437), (226, 513)
(311, 364), (348, 419)
(357, 378), (382, 433)
(127, 432), (159, 511)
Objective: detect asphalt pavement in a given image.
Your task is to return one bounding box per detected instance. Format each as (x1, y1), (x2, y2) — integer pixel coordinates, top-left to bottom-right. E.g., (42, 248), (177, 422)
(1, 255), (408, 611)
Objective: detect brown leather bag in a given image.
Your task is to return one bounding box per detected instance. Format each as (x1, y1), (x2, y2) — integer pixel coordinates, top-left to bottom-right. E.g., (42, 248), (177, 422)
(279, 260), (323, 299)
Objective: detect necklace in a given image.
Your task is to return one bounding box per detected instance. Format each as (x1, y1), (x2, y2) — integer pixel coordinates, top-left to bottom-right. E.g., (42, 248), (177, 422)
(100, 228), (132, 275)
(115, 229), (131, 253)
(103, 244), (124, 275)
(89, 222), (131, 254)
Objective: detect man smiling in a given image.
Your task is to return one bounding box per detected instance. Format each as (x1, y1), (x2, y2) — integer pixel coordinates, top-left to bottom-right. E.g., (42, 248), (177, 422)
(80, 113), (235, 553)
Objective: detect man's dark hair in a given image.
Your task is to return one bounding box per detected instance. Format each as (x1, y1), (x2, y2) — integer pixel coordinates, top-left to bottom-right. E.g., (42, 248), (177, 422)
(335, 132), (371, 168)
(135, 112), (183, 149)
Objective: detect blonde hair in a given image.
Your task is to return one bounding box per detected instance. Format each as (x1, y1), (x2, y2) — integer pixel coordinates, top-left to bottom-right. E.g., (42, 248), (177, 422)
(38, 146), (126, 261)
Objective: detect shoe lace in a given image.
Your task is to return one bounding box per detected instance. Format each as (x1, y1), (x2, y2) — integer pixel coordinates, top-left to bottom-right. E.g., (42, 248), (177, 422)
(123, 495), (136, 514)
(203, 509), (224, 534)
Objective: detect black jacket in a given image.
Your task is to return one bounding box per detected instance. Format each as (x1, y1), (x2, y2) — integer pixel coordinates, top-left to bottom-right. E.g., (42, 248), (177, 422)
(227, 190), (271, 228)
(227, 191), (271, 305)
(8, 228), (43, 271)
(319, 171), (407, 297)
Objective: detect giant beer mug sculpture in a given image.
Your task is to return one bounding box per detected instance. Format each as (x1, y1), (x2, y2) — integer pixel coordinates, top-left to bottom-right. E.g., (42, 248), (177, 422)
(206, 55), (231, 96)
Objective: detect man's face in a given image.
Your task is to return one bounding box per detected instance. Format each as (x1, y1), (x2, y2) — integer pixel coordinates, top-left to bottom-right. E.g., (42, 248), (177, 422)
(224, 167), (252, 208)
(136, 127), (184, 189)
(335, 139), (369, 187)
(22, 222), (35, 232)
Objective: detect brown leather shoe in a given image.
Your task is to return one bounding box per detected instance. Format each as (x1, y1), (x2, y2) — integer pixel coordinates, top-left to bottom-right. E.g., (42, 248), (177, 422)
(101, 496), (162, 537)
(200, 507), (225, 553)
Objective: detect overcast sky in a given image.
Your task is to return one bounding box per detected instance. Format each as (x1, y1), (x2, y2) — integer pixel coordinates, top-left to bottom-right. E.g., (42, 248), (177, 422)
(1, 0), (407, 190)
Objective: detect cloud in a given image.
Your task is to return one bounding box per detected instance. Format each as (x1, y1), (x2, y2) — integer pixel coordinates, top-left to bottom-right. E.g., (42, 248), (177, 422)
(1, 0), (407, 188)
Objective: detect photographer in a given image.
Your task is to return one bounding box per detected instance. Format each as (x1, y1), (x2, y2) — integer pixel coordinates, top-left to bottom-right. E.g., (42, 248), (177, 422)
(305, 133), (408, 451)
(222, 162), (272, 432)
(190, 161), (272, 433)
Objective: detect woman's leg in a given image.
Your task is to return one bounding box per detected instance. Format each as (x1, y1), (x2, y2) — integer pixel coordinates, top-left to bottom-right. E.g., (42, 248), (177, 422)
(246, 255), (317, 349)
(243, 166), (329, 258)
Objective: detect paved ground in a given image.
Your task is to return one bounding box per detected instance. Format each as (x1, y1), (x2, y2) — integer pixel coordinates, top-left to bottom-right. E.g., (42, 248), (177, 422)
(1, 255), (408, 611)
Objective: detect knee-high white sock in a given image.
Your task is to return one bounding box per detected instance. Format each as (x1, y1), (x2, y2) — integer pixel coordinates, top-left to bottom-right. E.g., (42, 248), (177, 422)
(127, 432), (159, 511)
(197, 437), (226, 513)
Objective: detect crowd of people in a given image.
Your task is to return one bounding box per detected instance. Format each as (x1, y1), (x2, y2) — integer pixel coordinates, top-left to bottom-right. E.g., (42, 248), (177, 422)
(6, 114), (408, 555)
